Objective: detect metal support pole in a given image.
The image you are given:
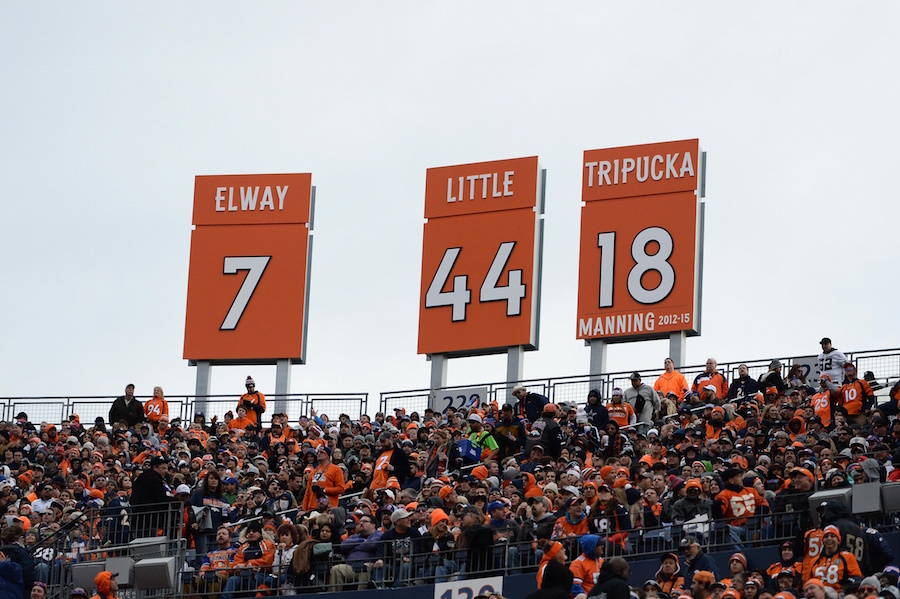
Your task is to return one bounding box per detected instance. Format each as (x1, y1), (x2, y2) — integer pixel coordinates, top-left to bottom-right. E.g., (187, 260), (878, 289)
(589, 339), (607, 379)
(428, 354), (447, 395)
(507, 346), (524, 397)
(669, 332), (687, 368)
(274, 358), (291, 416)
(194, 361), (212, 419)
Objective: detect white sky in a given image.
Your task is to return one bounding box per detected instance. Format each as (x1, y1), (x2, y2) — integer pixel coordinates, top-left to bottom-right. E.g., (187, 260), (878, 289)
(2, 3), (898, 403)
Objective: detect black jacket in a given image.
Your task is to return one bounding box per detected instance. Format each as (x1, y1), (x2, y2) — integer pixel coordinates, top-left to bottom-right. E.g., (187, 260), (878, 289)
(376, 444), (411, 485)
(588, 560), (630, 599)
(131, 468), (171, 509)
(109, 396), (144, 428)
(0, 543), (34, 599)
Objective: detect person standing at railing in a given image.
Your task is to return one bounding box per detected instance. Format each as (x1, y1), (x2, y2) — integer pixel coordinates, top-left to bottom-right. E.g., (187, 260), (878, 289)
(511, 385), (549, 426)
(143, 387), (168, 428)
(238, 377), (266, 428)
(656, 359), (689, 403)
(692, 359), (729, 400)
(817, 338), (848, 386)
(108, 384), (144, 429)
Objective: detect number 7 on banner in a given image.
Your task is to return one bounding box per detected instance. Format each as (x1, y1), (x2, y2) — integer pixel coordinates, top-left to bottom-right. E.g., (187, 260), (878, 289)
(220, 256), (271, 330)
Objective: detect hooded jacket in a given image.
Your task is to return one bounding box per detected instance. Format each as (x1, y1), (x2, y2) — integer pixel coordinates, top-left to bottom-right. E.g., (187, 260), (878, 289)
(570, 535), (604, 596)
(655, 556), (685, 595)
(588, 559), (630, 599)
(89, 572), (121, 599)
(584, 390), (610, 430)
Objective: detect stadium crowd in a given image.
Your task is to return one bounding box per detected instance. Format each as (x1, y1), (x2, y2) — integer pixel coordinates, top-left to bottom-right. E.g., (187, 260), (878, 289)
(2, 341), (900, 599)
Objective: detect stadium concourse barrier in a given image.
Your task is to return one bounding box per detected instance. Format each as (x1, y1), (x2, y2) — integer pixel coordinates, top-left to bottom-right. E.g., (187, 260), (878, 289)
(2, 348), (896, 425)
(0, 392), (369, 428)
(49, 505), (900, 598)
(381, 347), (900, 414)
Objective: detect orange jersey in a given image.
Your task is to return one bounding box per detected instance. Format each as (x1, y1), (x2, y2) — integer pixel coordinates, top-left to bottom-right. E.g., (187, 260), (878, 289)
(715, 486), (768, 526)
(692, 371), (729, 399)
(767, 560), (803, 582)
(606, 402), (635, 427)
(237, 391), (266, 425)
(555, 515), (589, 538)
(144, 398), (169, 424)
(302, 462), (345, 510)
(801, 529), (826, 584)
(839, 379), (873, 416)
(810, 391), (835, 429)
(570, 555), (604, 595)
(233, 539), (275, 568)
(810, 551), (862, 591)
(228, 416), (254, 433)
(370, 448), (395, 490)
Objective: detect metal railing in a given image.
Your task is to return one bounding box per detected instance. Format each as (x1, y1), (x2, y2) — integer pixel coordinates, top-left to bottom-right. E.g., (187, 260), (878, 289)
(0, 392), (368, 426)
(380, 347), (900, 414)
(43, 499), (900, 598)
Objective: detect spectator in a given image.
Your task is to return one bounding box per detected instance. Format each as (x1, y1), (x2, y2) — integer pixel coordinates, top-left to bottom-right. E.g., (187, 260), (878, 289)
(681, 538), (720, 585)
(584, 389), (610, 431)
(656, 551), (685, 596)
(238, 376), (266, 427)
(143, 386), (169, 427)
(196, 525), (237, 596)
(729, 364), (761, 400)
(588, 556), (631, 599)
(570, 534), (603, 596)
(331, 513), (382, 590)
(625, 372), (660, 436)
(817, 338), (848, 385)
(220, 521), (274, 599)
(530, 558), (572, 599)
(512, 385), (549, 425)
(374, 508), (421, 588)
(108, 384), (143, 428)
(692, 358), (729, 399)
(655, 358), (689, 402)
(88, 572), (120, 599)
(0, 525), (33, 599)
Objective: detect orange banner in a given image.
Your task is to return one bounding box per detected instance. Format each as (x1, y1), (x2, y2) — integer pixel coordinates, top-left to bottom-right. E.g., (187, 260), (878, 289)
(576, 192), (699, 341)
(418, 208), (539, 356)
(424, 157), (539, 219)
(582, 139), (700, 202)
(193, 173), (312, 226)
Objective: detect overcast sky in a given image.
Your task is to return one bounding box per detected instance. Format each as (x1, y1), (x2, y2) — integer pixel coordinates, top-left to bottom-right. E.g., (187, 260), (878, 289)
(2, 3), (898, 404)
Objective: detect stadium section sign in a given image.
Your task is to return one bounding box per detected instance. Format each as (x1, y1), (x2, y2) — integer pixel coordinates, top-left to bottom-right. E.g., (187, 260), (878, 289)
(418, 157), (544, 357)
(184, 173), (314, 363)
(576, 139), (703, 342)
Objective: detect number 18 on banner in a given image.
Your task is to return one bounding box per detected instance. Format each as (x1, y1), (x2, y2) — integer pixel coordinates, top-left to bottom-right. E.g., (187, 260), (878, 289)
(576, 140), (704, 342)
(418, 157), (544, 357)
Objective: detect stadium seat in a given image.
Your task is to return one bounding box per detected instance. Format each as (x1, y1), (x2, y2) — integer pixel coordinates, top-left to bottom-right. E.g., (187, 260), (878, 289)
(852, 482), (883, 515)
(881, 482), (900, 513)
(71, 561), (106, 590)
(134, 556), (177, 590)
(106, 556), (135, 588)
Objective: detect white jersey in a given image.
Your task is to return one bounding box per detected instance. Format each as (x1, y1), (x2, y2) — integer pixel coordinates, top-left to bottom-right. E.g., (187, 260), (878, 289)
(817, 348), (848, 384)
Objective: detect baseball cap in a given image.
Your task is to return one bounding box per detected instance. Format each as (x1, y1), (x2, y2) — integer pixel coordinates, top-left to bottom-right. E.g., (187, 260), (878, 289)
(487, 501), (506, 513)
(467, 414), (482, 424)
(390, 508), (412, 524)
(175, 484), (192, 495)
